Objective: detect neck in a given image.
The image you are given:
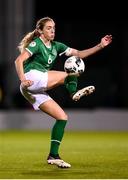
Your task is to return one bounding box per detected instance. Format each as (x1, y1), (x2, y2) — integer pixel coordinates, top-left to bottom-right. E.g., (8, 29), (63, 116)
(40, 35), (51, 46)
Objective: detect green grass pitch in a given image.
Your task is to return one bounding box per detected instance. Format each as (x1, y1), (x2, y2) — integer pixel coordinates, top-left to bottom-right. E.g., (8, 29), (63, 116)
(0, 130), (128, 179)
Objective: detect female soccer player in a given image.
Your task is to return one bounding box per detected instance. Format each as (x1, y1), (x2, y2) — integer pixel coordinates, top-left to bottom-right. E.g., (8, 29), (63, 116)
(15, 17), (112, 168)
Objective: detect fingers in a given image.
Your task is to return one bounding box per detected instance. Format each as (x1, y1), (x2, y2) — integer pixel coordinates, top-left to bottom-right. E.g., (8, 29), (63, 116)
(21, 80), (34, 88)
(105, 34), (112, 41)
(105, 34), (112, 38)
(101, 34), (112, 46)
(28, 80), (34, 86)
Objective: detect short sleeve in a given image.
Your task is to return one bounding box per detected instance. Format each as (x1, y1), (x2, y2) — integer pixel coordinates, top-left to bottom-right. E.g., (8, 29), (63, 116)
(25, 41), (38, 56)
(55, 42), (68, 53)
(55, 42), (73, 56)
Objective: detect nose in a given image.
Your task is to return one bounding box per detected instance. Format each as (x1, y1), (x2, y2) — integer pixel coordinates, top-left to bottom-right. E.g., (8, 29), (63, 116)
(51, 28), (55, 33)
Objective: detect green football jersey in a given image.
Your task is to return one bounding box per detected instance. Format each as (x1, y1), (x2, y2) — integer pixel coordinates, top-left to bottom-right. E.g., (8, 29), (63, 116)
(24, 37), (68, 73)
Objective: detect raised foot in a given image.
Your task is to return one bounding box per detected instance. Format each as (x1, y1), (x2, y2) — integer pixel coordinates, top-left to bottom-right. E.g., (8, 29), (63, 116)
(72, 85), (95, 101)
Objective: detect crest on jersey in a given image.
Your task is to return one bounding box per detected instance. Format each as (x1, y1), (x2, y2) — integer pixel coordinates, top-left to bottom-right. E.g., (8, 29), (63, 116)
(29, 41), (36, 47)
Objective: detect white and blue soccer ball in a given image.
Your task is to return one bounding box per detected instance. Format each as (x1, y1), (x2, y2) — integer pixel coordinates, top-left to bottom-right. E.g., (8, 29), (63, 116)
(64, 56), (85, 75)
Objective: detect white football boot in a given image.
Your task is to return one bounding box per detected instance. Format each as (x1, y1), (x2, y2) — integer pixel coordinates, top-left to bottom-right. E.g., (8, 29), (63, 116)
(47, 155), (71, 168)
(72, 85), (95, 101)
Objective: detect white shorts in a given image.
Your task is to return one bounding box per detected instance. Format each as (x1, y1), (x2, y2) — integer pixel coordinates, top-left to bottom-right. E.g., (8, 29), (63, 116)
(20, 70), (52, 110)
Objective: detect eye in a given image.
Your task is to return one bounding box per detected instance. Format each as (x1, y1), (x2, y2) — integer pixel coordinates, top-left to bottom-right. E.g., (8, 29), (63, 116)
(53, 26), (55, 31)
(47, 27), (51, 30)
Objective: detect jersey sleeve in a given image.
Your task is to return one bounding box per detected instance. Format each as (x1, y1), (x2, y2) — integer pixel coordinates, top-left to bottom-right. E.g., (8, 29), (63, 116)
(25, 40), (38, 56)
(56, 42), (73, 57)
(56, 42), (68, 52)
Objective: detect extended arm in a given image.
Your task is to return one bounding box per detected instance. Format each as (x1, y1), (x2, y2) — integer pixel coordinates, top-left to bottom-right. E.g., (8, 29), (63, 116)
(71, 35), (112, 59)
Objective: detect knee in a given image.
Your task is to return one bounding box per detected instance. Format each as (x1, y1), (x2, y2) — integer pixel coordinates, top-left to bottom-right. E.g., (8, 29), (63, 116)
(59, 113), (68, 120)
(60, 72), (68, 84)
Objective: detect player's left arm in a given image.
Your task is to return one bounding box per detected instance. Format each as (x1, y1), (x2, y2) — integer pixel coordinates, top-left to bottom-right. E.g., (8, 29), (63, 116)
(70, 34), (112, 59)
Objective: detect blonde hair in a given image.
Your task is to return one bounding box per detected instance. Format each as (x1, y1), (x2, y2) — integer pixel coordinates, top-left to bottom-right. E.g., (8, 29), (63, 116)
(18, 17), (54, 53)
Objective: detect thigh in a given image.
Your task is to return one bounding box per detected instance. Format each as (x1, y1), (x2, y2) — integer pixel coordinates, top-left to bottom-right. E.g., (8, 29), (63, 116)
(20, 85), (52, 110)
(25, 70), (48, 93)
(47, 71), (68, 90)
(39, 99), (68, 120)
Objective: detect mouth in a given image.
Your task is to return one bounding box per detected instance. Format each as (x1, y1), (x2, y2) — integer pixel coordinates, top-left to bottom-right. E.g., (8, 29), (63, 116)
(51, 34), (55, 39)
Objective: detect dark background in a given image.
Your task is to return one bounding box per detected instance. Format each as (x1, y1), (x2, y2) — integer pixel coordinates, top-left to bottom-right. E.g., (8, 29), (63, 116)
(0, 0), (128, 110)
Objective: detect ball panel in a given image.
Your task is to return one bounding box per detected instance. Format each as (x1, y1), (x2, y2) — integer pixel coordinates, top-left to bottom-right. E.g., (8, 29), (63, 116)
(64, 56), (85, 75)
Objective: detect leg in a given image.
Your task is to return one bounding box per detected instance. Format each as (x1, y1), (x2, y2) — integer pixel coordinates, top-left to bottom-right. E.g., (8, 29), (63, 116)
(47, 71), (68, 90)
(47, 70), (95, 101)
(47, 70), (78, 95)
(39, 99), (71, 168)
(39, 98), (68, 120)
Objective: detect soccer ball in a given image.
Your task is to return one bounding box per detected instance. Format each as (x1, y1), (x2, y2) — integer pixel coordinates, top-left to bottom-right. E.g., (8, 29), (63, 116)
(64, 56), (85, 75)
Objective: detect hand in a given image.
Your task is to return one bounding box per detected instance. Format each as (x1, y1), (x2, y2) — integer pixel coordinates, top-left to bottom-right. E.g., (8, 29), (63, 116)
(100, 35), (112, 48)
(21, 80), (34, 88)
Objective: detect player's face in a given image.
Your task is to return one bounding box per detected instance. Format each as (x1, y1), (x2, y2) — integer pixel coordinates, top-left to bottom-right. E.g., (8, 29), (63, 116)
(42, 20), (55, 41)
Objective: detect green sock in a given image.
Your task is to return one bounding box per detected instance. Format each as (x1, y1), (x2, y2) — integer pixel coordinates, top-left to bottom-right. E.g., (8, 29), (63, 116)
(50, 120), (67, 157)
(64, 75), (78, 95)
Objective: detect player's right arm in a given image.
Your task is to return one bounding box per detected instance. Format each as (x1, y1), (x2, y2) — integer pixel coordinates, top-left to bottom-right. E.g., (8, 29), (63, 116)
(15, 50), (34, 88)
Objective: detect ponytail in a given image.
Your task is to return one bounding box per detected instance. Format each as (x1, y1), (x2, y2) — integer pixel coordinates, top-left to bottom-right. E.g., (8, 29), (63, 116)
(18, 29), (40, 53)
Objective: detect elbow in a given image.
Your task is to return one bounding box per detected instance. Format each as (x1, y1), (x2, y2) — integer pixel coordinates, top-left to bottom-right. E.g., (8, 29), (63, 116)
(78, 51), (89, 59)
(77, 51), (83, 59)
(14, 58), (18, 66)
(14, 57), (21, 67)
(14, 58), (17, 65)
